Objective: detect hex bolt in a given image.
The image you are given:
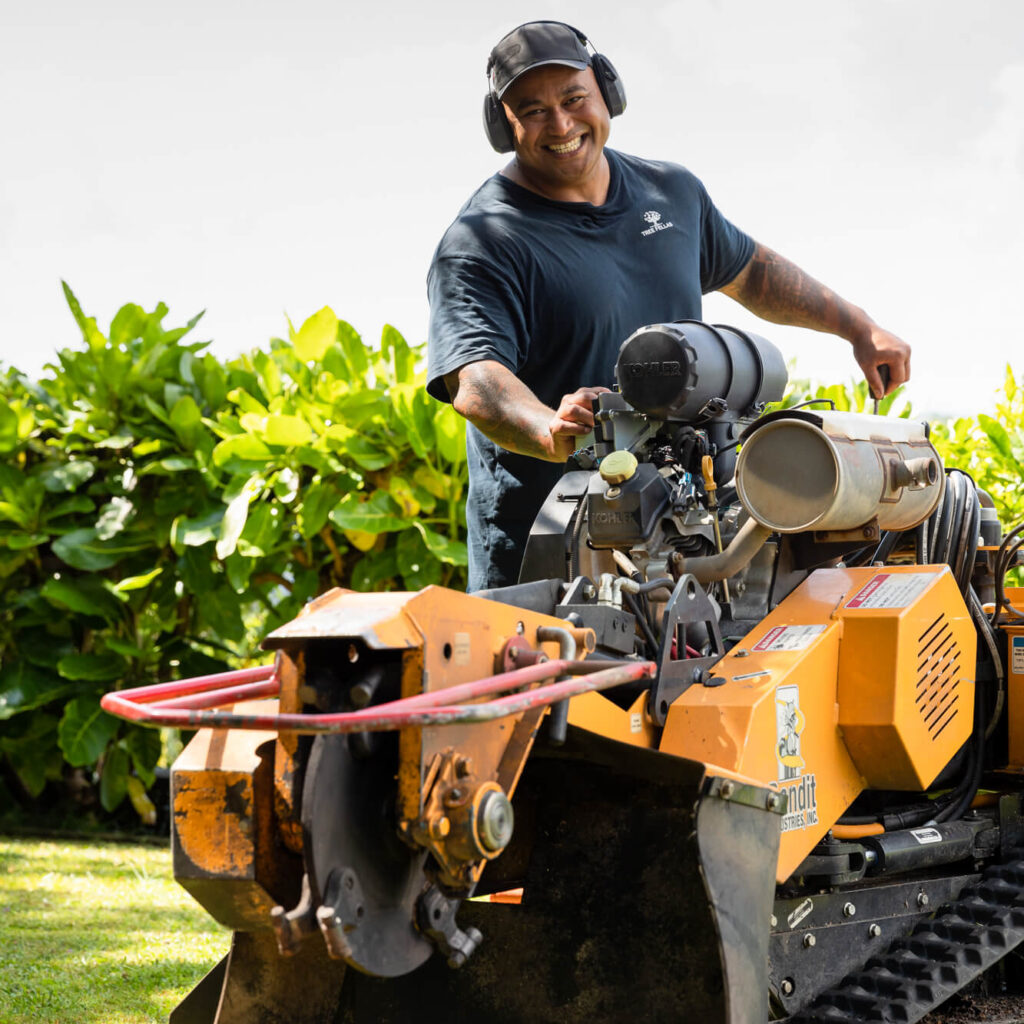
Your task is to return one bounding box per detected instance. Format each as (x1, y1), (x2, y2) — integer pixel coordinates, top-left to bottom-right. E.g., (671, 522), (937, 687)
(428, 816), (451, 841)
(843, 902), (856, 918)
(803, 933), (816, 948)
(869, 924), (882, 938)
(516, 621), (525, 635)
(766, 793), (781, 812)
(917, 892), (930, 908)
(780, 978), (795, 997)
(719, 780), (735, 800)
(583, 585), (597, 600)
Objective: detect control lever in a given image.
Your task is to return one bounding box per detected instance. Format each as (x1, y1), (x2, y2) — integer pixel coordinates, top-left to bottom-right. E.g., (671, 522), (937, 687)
(873, 364), (891, 415)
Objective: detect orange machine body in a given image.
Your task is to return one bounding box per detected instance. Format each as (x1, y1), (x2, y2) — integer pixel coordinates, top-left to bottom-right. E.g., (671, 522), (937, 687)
(1005, 588), (1024, 770)
(660, 565), (976, 881)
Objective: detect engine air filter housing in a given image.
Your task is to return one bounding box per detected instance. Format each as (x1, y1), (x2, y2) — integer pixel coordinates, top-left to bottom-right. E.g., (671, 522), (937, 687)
(614, 321), (786, 422)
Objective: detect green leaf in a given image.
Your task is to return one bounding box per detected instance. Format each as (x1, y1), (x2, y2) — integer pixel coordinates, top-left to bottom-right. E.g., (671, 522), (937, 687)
(237, 501), (284, 558)
(216, 474), (263, 559)
(57, 651), (128, 682)
(125, 727), (161, 787)
(264, 414), (314, 447)
(41, 575), (125, 622)
(113, 567), (163, 593)
(396, 528), (442, 590)
(99, 743), (130, 812)
(170, 394), (203, 450)
(978, 414), (1014, 461)
(103, 637), (149, 658)
(170, 508), (224, 551)
(108, 302), (149, 347)
(293, 307), (339, 362)
(52, 528), (121, 570)
(435, 403), (466, 464)
(0, 402), (18, 453)
(337, 320), (369, 378)
(62, 281), (107, 351)
(6, 531), (49, 550)
(58, 696), (120, 768)
(94, 433), (134, 450)
(39, 459), (96, 493)
(413, 522), (469, 566)
(297, 481), (337, 539)
(341, 435), (393, 471)
(0, 662), (74, 720)
(212, 434), (274, 471)
(197, 586), (247, 643)
(381, 324), (416, 384)
(329, 490), (406, 534)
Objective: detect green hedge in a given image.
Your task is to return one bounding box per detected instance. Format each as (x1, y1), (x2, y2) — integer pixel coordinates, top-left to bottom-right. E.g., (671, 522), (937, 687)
(0, 286), (467, 819)
(2, 287), (1019, 825)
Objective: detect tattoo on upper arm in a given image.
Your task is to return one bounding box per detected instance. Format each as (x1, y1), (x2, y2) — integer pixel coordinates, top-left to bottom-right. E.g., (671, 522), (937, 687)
(739, 244), (853, 337)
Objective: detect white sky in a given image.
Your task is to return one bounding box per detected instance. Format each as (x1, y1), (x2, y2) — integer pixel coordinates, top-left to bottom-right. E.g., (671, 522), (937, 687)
(3, 0), (1022, 417)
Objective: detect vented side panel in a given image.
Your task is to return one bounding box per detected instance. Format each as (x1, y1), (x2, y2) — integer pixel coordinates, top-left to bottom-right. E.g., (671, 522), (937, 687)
(915, 613), (963, 741)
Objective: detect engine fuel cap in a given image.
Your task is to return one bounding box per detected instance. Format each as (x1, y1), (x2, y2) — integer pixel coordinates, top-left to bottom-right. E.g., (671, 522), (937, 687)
(600, 450), (638, 485)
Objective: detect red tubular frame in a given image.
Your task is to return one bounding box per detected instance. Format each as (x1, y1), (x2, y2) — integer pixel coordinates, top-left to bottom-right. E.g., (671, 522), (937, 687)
(101, 659), (656, 734)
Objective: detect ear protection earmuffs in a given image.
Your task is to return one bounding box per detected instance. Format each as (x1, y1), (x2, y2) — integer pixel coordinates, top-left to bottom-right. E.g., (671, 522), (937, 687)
(482, 25), (626, 154)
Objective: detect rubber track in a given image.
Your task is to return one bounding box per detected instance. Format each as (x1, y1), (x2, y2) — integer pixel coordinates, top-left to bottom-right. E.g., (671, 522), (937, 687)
(790, 857), (1024, 1023)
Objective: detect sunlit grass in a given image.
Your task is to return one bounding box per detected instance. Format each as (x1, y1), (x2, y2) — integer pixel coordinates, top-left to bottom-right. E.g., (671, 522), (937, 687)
(0, 837), (229, 1023)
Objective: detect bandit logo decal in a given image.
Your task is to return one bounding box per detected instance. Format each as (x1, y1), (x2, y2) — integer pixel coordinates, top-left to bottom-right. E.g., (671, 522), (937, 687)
(775, 685), (806, 779)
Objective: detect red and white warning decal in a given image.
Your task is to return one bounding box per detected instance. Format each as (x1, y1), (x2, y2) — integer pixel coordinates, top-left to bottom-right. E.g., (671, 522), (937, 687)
(845, 572), (934, 610)
(753, 624), (826, 652)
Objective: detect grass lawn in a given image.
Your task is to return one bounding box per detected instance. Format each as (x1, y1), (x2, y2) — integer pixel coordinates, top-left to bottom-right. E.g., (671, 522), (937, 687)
(0, 837), (229, 1024)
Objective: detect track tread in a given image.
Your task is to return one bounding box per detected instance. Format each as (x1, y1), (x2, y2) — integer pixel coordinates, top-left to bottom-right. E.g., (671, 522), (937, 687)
(790, 856), (1024, 1024)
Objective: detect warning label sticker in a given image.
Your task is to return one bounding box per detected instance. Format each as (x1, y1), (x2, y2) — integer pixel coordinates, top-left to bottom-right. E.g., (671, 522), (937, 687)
(846, 572), (934, 609)
(753, 625), (827, 652)
(1013, 636), (1024, 674)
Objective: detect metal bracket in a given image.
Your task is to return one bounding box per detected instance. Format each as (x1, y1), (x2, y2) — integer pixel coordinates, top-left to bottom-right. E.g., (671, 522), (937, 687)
(647, 574), (725, 725)
(417, 885), (483, 969)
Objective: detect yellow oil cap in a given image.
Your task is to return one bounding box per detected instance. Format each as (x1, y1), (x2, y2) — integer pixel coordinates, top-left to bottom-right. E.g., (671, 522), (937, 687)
(600, 450), (638, 485)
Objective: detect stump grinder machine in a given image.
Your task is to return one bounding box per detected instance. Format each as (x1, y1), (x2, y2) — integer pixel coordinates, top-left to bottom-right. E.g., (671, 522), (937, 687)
(103, 320), (1024, 1023)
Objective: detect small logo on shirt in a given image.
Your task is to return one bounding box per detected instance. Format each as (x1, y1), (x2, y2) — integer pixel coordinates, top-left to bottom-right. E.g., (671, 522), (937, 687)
(641, 210), (674, 237)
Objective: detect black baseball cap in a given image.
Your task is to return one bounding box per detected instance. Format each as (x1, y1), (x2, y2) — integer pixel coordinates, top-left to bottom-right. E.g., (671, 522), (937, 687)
(487, 22), (591, 99)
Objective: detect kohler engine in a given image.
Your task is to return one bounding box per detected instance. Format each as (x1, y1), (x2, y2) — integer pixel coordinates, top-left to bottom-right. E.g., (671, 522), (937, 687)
(511, 320), (945, 720)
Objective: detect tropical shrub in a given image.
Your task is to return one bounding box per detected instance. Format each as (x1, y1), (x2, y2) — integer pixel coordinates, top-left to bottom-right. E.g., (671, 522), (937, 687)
(0, 287), (467, 821)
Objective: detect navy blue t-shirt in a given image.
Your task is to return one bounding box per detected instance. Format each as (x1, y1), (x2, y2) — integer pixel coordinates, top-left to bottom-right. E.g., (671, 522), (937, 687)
(427, 149), (754, 591)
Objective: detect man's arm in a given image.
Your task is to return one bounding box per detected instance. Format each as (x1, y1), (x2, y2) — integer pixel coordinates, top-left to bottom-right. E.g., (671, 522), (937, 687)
(719, 242), (911, 399)
(444, 360), (609, 462)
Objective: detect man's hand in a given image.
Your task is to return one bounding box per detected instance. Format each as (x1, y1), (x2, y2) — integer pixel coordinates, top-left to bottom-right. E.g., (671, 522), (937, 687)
(720, 242), (912, 399)
(445, 360), (609, 462)
(549, 386), (611, 460)
(851, 325), (911, 399)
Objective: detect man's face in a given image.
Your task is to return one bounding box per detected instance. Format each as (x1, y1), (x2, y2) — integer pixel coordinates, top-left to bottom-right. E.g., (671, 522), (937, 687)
(501, 64), (610, 196)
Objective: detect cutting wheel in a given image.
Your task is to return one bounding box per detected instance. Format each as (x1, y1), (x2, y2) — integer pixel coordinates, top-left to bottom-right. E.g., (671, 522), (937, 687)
(301, 731), (433, 977)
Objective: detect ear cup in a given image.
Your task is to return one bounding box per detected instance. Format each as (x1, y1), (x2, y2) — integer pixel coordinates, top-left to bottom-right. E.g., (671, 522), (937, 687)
(482, 94), (515, 153)
(591, 53), (627, 118)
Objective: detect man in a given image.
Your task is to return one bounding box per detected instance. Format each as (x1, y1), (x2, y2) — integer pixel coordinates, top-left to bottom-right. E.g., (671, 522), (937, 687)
(426, 21), (911, 592)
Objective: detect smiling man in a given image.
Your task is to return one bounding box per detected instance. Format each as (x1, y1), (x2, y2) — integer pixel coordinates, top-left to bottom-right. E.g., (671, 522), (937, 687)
(426, 21), (911, 592)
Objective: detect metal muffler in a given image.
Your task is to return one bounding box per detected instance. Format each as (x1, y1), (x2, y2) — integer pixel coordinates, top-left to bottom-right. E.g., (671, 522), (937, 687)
(735, 410), (944, 533)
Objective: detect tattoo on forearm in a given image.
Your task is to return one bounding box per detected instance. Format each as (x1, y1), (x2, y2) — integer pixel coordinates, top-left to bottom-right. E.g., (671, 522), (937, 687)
(448, 366), (555, 459)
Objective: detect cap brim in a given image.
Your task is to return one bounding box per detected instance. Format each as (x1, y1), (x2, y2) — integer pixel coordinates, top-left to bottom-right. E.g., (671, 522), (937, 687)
(496, 58), (590, 98)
